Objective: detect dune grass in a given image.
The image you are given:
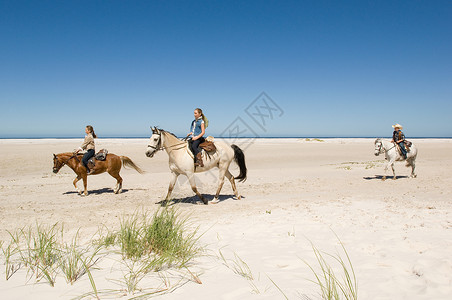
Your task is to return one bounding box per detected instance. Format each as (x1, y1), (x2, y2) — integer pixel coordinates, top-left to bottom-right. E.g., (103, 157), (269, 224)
(303, 237), (358, 300)
(95, 206), (204, 295)
(0, 206), (204, 298)
(1, 208), (357, 299)
(59, 231), (101, 285)
(100, 207), (203, 268)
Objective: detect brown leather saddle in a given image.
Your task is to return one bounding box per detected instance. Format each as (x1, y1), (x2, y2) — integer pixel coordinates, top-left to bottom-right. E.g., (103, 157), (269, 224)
(395, 141), (411, 156)
(88, 149), (108, 168)
(199, 140), (216, 152)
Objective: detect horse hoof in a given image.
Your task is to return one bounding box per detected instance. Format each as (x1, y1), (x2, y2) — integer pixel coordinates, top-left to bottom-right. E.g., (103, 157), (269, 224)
(392, 177), (397, 180)
(202, 198), (208, 205)
(211, 198), (220, 204)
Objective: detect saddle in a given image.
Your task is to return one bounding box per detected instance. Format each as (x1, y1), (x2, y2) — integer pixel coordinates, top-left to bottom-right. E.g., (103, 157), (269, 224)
(404, 140), (412, 149)
(394, 141), (411, 156)
(199, 140), (216, 152)
(186, 137), (216, 159)
(88, 149), (108, 168)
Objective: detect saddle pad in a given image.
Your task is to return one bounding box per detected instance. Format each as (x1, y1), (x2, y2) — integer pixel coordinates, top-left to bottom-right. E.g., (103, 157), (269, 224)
(95, 149), (108, 161)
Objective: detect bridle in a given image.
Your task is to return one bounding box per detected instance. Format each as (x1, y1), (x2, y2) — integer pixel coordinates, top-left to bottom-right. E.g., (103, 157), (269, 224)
(53, 153), (79, 172)
(147, 130), (163, 152)
(147, 130), (187, 154)
(376, 139), (395, 154)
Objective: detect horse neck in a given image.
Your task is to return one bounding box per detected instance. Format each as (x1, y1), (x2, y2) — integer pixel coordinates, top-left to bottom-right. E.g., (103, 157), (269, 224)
(382, 139), (393, 149)
(60, 153), (79, 170)
(161, 132), (181, 150)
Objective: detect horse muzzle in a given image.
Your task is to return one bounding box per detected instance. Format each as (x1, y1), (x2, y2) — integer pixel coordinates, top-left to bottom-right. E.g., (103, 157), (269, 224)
(53, 168), (59, 173)
(145, 149), (155, 158)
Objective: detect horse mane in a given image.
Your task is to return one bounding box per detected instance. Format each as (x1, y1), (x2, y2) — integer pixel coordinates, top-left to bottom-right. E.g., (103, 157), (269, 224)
(56, 152), (83, 159)
(58, 152), (74, 157)
(154, 127), (179, 139)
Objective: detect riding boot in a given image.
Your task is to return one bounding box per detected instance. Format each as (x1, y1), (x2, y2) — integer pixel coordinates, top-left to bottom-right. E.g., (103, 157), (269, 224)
(195, 153), (204, 167)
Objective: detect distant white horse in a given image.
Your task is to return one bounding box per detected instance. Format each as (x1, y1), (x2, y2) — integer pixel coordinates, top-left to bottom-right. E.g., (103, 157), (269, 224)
(145, 127), (247, 204)
(374, 138), (418, 180)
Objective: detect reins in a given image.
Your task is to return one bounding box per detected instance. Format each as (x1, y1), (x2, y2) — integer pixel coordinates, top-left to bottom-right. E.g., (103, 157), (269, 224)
(377, 140), (396, 153)
(148, 131), (187, 153)
(59, 153), (80, 166)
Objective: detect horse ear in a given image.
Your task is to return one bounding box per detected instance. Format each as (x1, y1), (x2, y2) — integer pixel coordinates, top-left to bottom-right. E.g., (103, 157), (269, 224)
(53, 154), (56, 158)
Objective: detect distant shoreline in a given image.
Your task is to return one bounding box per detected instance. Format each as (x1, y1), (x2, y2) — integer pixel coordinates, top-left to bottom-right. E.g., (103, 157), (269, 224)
(1, 136), (452, 140)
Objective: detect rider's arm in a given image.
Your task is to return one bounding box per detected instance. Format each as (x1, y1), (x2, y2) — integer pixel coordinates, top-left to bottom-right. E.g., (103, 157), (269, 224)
(396, 131), (405, 143)
(79, 134), (94, 151)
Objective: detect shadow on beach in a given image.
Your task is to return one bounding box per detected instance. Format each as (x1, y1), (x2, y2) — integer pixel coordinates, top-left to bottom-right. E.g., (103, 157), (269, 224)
(156, 194), (243, 206)
(63, 188), (131, 195)
(363, 175), (409, 180)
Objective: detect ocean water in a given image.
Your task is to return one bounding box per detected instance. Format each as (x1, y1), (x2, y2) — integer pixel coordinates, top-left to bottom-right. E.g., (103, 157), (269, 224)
(1, 136), (451, 140)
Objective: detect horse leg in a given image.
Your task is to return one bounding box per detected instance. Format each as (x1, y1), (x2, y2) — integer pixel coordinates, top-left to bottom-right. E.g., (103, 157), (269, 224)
(109, 170), (123, 194)
(382, 162), (389, 181)
(211, 168), (227, 204)
(82, 175), (88, 196)
(164, 172), (179, 201)
(187, 174), (208, 205)
(390, 161), (397, 180)
(73, 175), (82, 195)
(410, 160), (417, 178)
(225, 170), (241, 200)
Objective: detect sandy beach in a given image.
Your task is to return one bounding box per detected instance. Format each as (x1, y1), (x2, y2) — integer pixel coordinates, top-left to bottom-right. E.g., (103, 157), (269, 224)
(0, 138), (451, 299)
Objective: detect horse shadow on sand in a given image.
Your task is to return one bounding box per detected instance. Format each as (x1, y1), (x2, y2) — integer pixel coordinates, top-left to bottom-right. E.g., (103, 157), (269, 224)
(156, 194), (244, 206)
(63, 188), (131, 195)
(363, 175), (409, 180)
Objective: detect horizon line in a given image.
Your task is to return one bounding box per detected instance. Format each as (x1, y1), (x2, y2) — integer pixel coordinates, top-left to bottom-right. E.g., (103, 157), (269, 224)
(1, 136), (452, 139)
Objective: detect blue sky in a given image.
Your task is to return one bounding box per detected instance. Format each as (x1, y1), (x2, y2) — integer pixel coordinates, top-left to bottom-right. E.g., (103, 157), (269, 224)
(1, 0), (451, 138)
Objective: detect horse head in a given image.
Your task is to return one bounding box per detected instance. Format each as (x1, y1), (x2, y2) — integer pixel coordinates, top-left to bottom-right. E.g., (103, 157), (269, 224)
(374, 138), (383, 156)
(53, 153), (65, 173)
(146, 126), (162, 158)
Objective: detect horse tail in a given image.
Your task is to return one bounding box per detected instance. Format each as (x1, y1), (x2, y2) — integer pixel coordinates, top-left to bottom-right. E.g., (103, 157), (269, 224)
(120, 156), (145, 174)
(231, 145), (247, 182)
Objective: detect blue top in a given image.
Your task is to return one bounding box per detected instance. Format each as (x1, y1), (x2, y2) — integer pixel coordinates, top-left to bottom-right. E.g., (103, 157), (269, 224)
(190, 117), (205, 137)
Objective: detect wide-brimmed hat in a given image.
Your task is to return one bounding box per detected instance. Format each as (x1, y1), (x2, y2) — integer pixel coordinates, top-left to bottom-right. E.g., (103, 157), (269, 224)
(392, 123), (403, 129)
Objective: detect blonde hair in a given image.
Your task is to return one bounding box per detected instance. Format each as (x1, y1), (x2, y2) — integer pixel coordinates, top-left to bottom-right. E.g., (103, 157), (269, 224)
(86, 125), (97, 138)
(195, 108), (209, 128)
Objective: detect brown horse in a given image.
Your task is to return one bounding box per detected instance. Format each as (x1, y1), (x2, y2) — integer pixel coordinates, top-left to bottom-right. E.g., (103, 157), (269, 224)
(53, 152), (144, 196)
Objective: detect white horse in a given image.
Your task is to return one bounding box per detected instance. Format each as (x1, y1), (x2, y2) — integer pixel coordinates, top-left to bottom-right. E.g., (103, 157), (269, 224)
(374, 138), (418, 180)
(145, 127), (247, 204)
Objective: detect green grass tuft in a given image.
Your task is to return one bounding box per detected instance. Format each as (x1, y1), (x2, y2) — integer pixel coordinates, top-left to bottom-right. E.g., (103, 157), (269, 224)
(303, 235), (358, 300)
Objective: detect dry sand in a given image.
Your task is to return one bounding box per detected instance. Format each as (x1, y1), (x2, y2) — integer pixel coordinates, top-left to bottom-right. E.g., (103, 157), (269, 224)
(0, 138), (451, 299)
